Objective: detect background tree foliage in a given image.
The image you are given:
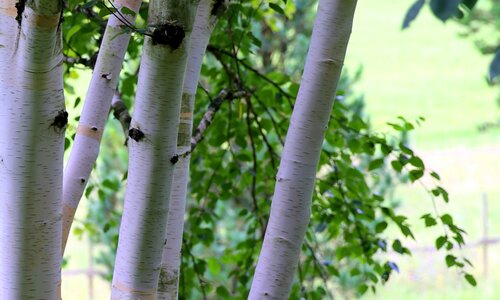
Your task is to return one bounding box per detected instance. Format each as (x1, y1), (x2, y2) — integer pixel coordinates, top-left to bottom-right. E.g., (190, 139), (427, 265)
(62, 0), (474, 298)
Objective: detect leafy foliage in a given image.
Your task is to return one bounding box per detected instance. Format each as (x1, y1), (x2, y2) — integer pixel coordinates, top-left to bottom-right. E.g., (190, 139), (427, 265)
(62, 0), (475, 298)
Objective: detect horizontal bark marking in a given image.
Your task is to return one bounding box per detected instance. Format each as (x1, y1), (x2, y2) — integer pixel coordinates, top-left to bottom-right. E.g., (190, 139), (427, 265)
(112, 280), (157, 298)
(25, 12), (60, 29)
(76, 124), (103, 141)
(0, 5), (18, 18)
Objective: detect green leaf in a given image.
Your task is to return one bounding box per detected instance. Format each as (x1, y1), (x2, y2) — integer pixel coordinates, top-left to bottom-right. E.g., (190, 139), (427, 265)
(98, 5), (116, 18)
(409, 169), (424, 182)
(461, 0), (478, 10)
(430, 171), (441, 180)
(102, 179), (119, 191)
(402, 0), (425, 29)
(489, 50), (500, 82)
(392, 240), (404, 254)
(349, 116), (367, 131)
(368, 158), (384, 171)
(247, 32), (262, 48)
(375, 221), (388, 233)
(432, 186), (449, 202)
(436, 235), (447, 250)
(74, 96), (81, 108)
(399, 143), (413, 155)
(464, 273), (477, 286)
(82, 0), (98, 9)
(381, 143), (393, 155)
(216, 286), (231, 297)
(421, 214), (437, 227)
(441, 214), (453, 225)
(446, 241), (454, 250)
(430, 0), (461, 22)
(121, 6), (136, 17)
(387, 122), (404, 131)
(445, 254), (456, 267)
(358, 284), (368, 295)
(464, 258), (474, 267)
(64, 137), (71, 151)
(208, 257), (221, 275)
(409, 156), (424, 169)
(269, 3), (285, 15)
(391, 160), (403, 172)
(73, 227), (83, 237)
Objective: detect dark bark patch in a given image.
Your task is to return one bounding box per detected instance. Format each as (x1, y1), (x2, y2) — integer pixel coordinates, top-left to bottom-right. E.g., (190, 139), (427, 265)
(101, 73), (111, 80)
(151, 22), (185, 49)
(170, 154), (179, 165)
(50, 110), (68, 133)
(15, 0), (26, 26)
(128, 128), (145, 142)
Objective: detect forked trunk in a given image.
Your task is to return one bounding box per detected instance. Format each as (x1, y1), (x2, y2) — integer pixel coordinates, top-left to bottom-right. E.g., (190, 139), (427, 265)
(157, 0), (222, 298)
(111, 0), (199, 298)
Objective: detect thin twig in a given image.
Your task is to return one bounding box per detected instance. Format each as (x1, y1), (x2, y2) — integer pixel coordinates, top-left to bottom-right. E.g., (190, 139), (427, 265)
(183, 240), (207, 300)
(190, 89), (248, 153)
(207, 45), (295, 106)
(247, 97), (278, 168)
(245, 96), (265, 236)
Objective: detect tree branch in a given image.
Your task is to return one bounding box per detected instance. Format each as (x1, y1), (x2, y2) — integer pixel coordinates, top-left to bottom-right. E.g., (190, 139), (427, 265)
(111, 91), (132, 135)
(189, 89), (248, 153)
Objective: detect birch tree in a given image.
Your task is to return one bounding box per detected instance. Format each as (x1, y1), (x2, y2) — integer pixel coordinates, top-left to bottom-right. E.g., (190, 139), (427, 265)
(0, 0), (65, 298)
(110, 0), (199, 298)
(61, 0), (142, 253)
(249, 1), (358, 298)
(157, 0), (222, 298)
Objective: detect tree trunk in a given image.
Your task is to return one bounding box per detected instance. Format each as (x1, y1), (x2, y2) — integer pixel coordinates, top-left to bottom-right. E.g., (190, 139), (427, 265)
(61, 0), (143, 254)
(248, 1), (357, 299)
(111, 1), (199, 298)
(0, 0), (65, 298)
(157, 0), (221, 298)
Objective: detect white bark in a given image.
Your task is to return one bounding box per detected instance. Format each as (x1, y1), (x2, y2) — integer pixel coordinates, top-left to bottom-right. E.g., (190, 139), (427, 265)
(111, 1), (199, 299)
(249, 1), (357, 299)
(157, 0), (220, 298)
(62, 0), (142, 254)
(0, 0), (64, 298)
